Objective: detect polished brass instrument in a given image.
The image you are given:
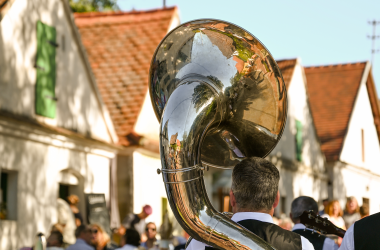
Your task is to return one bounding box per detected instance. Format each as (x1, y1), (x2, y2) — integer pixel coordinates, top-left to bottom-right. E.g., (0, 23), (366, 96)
(149, 19), (287, 250)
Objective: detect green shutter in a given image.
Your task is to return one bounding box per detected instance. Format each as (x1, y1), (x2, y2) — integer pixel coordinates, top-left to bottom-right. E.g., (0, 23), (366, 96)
(35, 21), (57, 118)
(295, 120), (303, 161)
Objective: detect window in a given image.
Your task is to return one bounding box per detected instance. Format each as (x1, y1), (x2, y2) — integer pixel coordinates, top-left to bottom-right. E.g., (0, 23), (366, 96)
(280, 196), (286, 215)
(361, 129), (365, 162)
(35, 21), (57, 118)
(295, 120), (303, 162)
(363, 197), (369, 208)
(0, 170), (18, 220)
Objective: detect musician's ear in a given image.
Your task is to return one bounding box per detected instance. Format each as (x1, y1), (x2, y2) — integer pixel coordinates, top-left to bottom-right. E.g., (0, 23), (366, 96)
(230, 190), (237, 212)
(273, 191), (280, 209)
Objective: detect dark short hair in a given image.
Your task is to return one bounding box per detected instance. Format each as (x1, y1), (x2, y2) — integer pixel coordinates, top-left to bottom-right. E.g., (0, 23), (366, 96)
(49, 231), (64, 245)
(124, 229), (140, 247)
(75, 225), (90, 238)
(231, 157), (280, 211)
(291, 196), (318, 220)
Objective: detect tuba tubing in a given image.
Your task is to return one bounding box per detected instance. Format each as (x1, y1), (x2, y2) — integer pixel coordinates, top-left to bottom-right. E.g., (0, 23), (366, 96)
(150, 19), (287, 250)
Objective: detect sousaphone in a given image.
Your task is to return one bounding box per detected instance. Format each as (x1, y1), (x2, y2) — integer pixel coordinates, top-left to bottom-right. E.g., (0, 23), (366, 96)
(149, 19), (287, 250)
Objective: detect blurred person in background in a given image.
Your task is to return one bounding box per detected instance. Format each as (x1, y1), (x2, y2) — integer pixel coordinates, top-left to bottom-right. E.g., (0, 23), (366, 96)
(359, 204), (369, 219)
(90, 223), (117, 250)
(66, 225), (94, 250)
(119, 205), (152, 238)
(322, 200), (345, 246)
(322, 200), (346, 229)
(46, 231), (64, 250)
(343, 197), (360, 229)
(290, 196), (338, 250)
(319, 199), (329, 216)
(57, 198), (76, 245)
(116, 229), (141, 250)
(67, 194), (84, 227)
(141, 222), (158, 249)
(278, 216), (293, 231)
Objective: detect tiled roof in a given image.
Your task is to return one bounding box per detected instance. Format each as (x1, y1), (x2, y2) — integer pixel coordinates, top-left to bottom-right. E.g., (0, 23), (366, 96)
(74, 7), (177, 146)
(305, 62), (367, 162)
(277, 58), (297, 88)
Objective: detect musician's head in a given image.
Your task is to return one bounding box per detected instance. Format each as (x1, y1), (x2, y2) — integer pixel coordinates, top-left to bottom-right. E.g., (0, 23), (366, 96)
(230, 157), (280, 215)
(290, 196), (318, 224)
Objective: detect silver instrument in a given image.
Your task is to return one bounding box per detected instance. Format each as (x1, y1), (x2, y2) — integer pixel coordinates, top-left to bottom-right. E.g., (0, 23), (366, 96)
(149, 19), (287, 250)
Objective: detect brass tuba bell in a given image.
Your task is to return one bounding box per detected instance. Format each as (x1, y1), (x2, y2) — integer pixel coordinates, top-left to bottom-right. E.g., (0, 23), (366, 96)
(149, 19), (287, 250)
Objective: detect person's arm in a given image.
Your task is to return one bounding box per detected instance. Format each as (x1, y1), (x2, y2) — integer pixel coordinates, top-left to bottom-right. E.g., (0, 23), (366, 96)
(339, 224), (355, 250)
(300, 236), (315, 250)
(122, 213), (135, 228)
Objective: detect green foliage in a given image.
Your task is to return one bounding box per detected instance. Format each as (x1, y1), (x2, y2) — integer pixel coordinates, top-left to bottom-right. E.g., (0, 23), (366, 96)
(69, 0), (119, 12)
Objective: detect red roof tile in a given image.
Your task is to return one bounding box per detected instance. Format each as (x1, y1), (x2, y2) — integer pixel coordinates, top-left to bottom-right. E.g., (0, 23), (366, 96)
(277, 58), (297, 88)
(305, 62), (367, 162)
(75, 7), (177, 146)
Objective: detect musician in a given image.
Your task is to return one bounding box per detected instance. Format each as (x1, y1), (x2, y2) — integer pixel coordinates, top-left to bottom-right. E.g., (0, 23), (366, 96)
(290, 196), (338, 250)
(339, 212), (380, 250)
(186, 157), (315, 250)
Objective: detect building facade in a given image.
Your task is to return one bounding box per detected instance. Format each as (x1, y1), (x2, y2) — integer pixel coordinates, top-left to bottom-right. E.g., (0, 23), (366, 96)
(0, 0), (118, 249)
(74, 7), (181, 230)
(305, 62), (380, 213)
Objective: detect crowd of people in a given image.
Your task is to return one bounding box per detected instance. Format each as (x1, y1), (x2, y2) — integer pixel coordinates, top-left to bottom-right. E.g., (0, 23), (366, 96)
(272, 195), (369, 247)
(23, 199), (187, 250)
(24, 157), (377, 250)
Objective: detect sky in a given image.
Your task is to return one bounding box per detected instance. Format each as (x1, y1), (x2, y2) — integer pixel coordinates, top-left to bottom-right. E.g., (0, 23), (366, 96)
(117, 0), (380, 95)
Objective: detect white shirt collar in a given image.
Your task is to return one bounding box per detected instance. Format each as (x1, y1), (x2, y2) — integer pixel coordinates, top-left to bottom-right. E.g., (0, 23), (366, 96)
(293, 223), (317, 233)
(231, 212), (274, 224)
(292, 223), (306, 231)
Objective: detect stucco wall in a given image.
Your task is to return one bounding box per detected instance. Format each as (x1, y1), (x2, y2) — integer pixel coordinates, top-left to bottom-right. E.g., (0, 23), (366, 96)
(0, 118), (114, 250)
(333, 69), (380, 214)
(0, 0), (113, 142)
(134, 93), (160, 141)
(132, 150), (167, 229)
(272, 63), (325, 171)
(340, 78), (380, 173)
(270, 62), (327, 213)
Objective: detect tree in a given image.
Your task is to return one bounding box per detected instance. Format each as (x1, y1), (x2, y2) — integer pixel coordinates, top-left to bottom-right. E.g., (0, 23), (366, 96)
(69, 0), (119, 13)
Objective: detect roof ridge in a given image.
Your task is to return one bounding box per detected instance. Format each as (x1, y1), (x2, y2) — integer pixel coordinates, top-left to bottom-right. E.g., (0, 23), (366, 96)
(276, 58), (297, 62)
(74, 6), (176, 18)
(305, 61), (367, 69)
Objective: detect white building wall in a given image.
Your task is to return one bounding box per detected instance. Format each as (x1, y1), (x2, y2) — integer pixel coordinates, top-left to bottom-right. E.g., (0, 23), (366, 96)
(134, 93), (160, 141)
(270, 62), (327, 214)
(0, 0), (114, 143)
(132, 151), (167, 228)
(0, 119), (114, 249)
(340, 79), (380, 173)
(335, 69), (380, 214)
(272, 63), (325, 171)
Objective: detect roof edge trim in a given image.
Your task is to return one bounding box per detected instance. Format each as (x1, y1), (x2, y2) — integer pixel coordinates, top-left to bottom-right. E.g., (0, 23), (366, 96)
(61, 0), (119, 144)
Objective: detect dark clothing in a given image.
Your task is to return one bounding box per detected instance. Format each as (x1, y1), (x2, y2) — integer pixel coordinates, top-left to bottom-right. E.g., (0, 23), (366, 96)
(237, 219), (302, 250)
(74, 212), (84, 225)
(122, 213), (145, 235)
(293, 229), (325, 250)
(354, 212), (380, 250)
(102, 243), (117, 250)
(174, 244), (186, 250)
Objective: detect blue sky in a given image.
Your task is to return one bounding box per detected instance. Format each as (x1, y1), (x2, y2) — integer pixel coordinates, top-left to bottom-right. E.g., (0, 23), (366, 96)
(118, 0), (380, 95)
